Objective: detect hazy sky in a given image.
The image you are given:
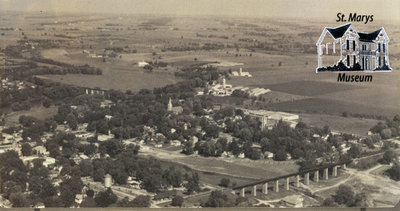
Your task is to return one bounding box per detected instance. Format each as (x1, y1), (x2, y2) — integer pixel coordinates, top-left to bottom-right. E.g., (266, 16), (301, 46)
(0, 0), (399, 20)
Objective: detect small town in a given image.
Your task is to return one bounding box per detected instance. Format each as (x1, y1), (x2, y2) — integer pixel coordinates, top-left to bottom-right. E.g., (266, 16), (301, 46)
(1, 0), (400, 209)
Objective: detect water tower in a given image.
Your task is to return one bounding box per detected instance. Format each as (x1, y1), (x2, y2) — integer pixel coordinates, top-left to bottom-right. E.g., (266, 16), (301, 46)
(104, 174), (112, 188)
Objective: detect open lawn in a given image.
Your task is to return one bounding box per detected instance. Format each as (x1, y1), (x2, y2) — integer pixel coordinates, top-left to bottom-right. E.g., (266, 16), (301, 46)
(4, 105), (57, 126)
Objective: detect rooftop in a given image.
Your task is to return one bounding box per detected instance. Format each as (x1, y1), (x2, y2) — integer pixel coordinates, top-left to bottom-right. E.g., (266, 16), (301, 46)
(326, 23), (351, 39)
(358, 28), (382, 42)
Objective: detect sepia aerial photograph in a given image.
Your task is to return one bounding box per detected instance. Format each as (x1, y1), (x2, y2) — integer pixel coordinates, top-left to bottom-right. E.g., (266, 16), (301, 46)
(0, 0), (399, 209)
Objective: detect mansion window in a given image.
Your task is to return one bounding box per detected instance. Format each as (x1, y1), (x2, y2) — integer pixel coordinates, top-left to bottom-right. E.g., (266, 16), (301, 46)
(361, 44), (367, 51)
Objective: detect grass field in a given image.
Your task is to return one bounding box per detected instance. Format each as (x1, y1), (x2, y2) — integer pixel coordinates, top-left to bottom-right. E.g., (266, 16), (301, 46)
(266, 98), (395, 117)
(299, 113), (380, 136)
(140, 146), (299, 187)
(258, 80), (362, 97)
(4, 105), (58, 126)
(40, 49), (182, 92)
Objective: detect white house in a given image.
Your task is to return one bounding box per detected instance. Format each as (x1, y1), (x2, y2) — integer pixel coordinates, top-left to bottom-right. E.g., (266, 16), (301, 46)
(316, 23), (390, 71)
(138, 61), (149, 67)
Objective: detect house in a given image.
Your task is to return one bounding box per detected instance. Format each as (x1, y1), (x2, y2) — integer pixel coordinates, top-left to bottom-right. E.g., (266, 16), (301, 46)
(21, 156), (55, 168)
(280, 195), (303, 208)
(138, 61), (149, 67)
(190, 136), (199, 145)
(100, 100), (114, 108)
(75, 194), (84, 204)
(33, 145), (48, 156)
(43, 157), (56, 167)
(34, 202), (45, 209)
(264, 151), (274, 159)
(316, 23), (390, 71)
(221, 151), (229, 157)
(170, 140), (181, 146)
(231, 68), (252, 77)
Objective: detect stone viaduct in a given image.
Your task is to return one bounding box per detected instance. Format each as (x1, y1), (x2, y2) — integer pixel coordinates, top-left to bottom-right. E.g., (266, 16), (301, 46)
(232, 160), (351, 197)
(84, 87), (107, 96)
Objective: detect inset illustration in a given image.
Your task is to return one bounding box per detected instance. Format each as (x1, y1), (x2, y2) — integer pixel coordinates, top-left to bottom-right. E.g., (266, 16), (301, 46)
(316, 23), (391, 72)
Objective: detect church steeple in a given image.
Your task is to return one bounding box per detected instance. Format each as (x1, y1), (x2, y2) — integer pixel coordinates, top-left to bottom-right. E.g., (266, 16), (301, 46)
(168, 97), (173, 112)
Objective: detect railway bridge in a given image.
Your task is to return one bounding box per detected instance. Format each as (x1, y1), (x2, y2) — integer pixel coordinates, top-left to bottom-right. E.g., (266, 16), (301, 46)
(232, 160), (352, 197)
(84, 87), (107, 96)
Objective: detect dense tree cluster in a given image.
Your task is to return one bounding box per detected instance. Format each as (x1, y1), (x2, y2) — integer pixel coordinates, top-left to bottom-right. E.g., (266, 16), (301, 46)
(202, 190), (235, 207)
(117, 195), (151, 207)
(0, 151), (28, 206)
(171, 195), (184, 207)
(18, 115), (57, 143)
(0, 151), (83, 207)
(370, 115), (400, 139)
(381, 150), (398, 164)
(1, 78), (85, 112)
(385, 163), (400, 181)
(94, 188), (118, 207)
(332, 185), (369, 207)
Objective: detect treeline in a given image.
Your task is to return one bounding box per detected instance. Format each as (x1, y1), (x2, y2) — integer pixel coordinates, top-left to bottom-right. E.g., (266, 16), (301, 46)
(1, 78), (84, 111)
(323, 184), (370, 207)
(385, 163), (400, 181)
(4, 40), (102, 78)
(196, 33), (229, 39)
(4, 62), (101, 81)
(164, 43), (226, 51)
(341, 112), (387, 120)
(370, 114), (400, 139)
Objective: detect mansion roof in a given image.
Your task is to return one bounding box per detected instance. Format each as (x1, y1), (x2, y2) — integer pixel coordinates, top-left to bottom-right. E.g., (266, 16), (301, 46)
(358, 29), (382, 42)
(318, 23), (389, 45)
(326, 23), (352, 39)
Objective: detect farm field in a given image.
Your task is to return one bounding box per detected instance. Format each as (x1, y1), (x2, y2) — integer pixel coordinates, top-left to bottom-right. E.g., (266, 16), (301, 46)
(39, 49), (182, 92)
(40, 40), (400, 121)
(299, 113), (381, 136)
